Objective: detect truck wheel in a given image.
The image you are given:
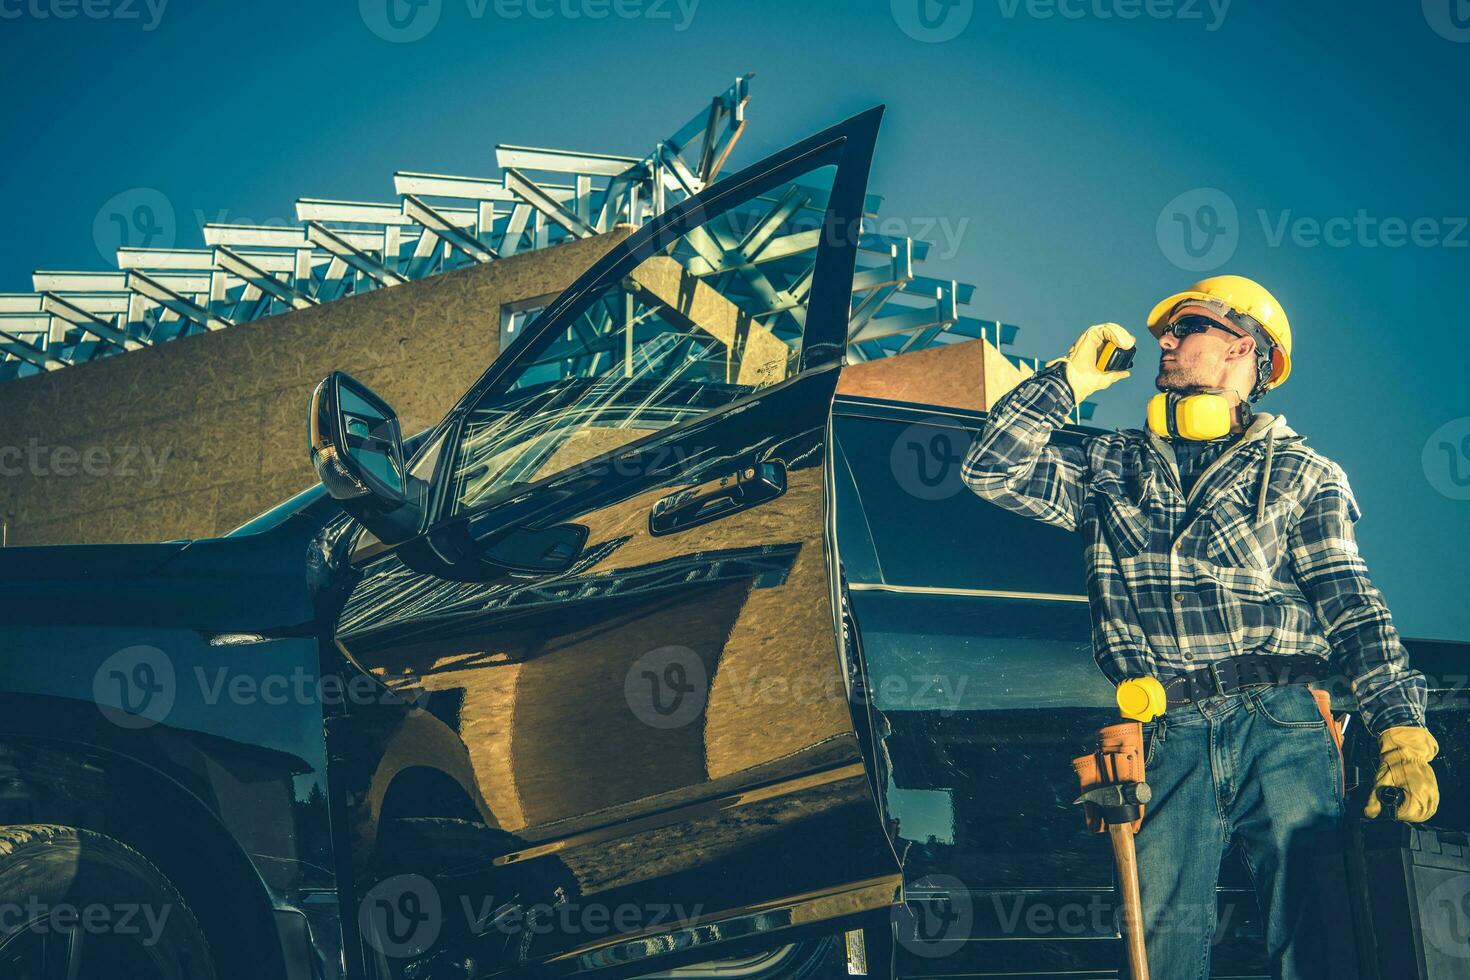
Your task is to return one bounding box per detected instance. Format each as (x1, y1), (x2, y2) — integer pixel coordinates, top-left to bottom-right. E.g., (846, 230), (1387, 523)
(0, 824), (216, 980)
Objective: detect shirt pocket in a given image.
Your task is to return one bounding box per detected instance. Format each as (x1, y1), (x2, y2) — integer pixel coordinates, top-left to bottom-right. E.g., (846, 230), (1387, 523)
(1203, 489), (1293, 574)
(1092, 476), (1152, 560)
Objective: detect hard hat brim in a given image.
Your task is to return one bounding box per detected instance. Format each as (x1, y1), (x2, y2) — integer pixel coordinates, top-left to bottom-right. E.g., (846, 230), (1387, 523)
(1147, 289), (1291, 389)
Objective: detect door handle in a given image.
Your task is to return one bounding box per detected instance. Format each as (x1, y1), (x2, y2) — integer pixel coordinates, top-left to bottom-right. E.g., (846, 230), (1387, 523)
(648, 461), (788, 537)
(469, 520), (589, 573)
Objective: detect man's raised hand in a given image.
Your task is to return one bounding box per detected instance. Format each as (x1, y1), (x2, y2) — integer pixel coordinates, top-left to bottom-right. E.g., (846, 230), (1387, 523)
(1046, 322), (1137, 404)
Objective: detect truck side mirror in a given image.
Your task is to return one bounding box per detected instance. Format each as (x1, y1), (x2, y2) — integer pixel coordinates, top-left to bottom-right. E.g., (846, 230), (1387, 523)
(309, 372), (420, 543)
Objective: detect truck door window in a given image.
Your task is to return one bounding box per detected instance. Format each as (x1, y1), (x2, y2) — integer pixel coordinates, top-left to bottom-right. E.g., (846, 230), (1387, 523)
(444, 163), (840, 516)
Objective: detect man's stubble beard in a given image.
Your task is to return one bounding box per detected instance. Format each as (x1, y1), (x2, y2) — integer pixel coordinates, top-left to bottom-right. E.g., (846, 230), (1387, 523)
(1155, 363), (1199, 391)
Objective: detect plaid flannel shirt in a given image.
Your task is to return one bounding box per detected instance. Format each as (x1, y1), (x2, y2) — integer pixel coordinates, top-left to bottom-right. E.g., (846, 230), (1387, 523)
(961, 362), (1427, 736)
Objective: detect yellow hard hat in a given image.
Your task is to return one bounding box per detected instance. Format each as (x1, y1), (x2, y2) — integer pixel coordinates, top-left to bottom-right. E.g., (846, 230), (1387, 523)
(1147, 275), (1292, 391)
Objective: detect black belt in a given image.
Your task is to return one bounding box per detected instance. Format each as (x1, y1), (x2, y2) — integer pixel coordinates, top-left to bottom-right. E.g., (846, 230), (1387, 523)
(1159, 654), (1327, 708)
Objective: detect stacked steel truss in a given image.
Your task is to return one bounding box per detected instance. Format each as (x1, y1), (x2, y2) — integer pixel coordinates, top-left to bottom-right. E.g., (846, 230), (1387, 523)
(0, 75), (1087, 419)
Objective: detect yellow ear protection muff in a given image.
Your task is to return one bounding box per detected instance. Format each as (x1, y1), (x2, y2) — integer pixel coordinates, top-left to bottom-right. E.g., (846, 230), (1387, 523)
(1146, 387), (1253, 440)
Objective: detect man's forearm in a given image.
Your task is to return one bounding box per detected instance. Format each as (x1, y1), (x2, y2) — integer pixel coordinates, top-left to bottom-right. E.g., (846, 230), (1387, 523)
(960, 362), (1086, 532)
(1323, 595), (1428, 735)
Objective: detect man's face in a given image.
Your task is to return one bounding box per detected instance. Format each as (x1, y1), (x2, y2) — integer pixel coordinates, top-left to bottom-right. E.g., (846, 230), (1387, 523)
(1155, 319), (1248, 392)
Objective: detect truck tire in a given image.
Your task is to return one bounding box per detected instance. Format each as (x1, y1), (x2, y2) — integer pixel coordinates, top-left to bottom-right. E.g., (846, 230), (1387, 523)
(0, 824), (217, 980)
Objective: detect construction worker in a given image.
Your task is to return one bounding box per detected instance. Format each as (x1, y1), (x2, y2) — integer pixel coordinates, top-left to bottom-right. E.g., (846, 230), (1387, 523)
(959, 275), (1440, 980)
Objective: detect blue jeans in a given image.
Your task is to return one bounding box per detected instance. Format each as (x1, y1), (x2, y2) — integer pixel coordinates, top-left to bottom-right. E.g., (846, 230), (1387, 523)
(1123, 684), (1345, 980)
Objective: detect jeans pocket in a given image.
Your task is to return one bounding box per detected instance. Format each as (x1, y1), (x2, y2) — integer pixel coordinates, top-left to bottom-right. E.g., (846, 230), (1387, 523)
(1251, 685), (1327, 730)
(1142, 721), (1162, 767)
(1329, 727), (1345, 806)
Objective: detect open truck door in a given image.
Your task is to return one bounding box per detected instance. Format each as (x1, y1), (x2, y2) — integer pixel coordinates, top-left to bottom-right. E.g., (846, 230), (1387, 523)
(319, 107), (904, 979)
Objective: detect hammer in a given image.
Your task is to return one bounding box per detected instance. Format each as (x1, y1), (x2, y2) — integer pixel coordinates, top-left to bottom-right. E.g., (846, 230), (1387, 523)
(1072, 676), (1166, 980)
(1075, 781), (1153, 980)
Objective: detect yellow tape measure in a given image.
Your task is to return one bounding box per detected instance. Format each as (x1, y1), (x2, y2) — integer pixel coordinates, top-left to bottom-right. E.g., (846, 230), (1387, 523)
(1116, 676), (1166, 722)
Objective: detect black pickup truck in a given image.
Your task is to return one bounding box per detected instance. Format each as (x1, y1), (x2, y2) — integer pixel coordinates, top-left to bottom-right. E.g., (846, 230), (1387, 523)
(2, 107), (1465, 980)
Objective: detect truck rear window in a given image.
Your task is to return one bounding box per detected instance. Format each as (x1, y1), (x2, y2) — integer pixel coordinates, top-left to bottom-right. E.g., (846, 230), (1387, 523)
(832, 410), (1086, 597)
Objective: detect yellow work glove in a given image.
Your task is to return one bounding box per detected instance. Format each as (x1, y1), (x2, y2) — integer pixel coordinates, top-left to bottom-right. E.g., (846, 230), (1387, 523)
(1363, 726), (1440, 823)
(1046, 323), (1136, 404)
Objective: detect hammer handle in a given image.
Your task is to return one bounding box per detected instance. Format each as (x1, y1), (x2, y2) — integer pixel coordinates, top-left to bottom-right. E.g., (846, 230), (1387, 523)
(1109, 822), (1149, 980)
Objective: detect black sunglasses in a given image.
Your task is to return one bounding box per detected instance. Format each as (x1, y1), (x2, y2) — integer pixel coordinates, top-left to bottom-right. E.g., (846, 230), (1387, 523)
(1163, 315), (1243, 340)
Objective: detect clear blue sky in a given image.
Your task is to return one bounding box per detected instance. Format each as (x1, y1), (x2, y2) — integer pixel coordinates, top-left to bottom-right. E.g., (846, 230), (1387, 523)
(2, 0), (1467, 640)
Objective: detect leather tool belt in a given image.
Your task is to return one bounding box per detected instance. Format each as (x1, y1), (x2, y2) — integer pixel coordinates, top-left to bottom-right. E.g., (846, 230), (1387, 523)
(1072, 722), (1146, 834)
(1159, 654), (1328, 708)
